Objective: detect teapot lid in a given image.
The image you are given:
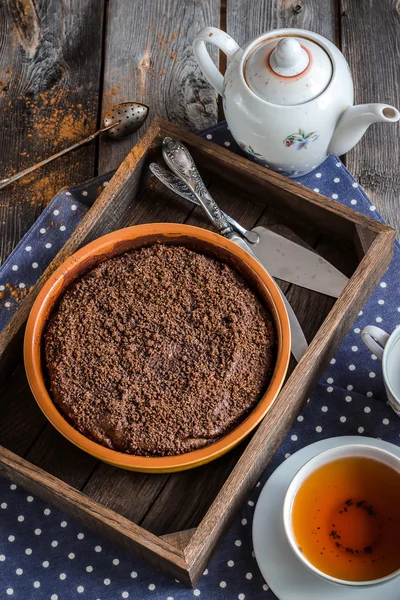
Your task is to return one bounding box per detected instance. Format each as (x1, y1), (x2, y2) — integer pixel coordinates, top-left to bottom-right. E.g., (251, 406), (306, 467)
(244, 36), (332, 105)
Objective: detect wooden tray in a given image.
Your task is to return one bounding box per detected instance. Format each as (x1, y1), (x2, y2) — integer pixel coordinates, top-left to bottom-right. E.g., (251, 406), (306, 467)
(0, 118), (395, 586)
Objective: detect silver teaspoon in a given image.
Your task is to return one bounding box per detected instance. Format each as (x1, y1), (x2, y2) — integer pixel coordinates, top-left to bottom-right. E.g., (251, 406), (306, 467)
(149, 162), (260, 244)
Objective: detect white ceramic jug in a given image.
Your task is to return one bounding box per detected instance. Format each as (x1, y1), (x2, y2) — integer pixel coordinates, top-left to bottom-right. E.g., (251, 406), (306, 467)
(193, 27), (399, 176)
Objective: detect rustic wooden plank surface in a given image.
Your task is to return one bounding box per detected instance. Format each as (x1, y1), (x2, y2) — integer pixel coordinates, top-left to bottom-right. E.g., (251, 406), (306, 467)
(98, 0), (220, 174)
(340, 0), (400, 231)
(0, 364), (46, 455)
(0, 0), (106, 264)
(226, 0), (338, 47)
(0, 0), (398, 257)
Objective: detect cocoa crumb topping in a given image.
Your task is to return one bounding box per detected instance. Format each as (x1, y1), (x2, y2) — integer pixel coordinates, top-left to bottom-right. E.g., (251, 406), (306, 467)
(44, 244), (276, 457)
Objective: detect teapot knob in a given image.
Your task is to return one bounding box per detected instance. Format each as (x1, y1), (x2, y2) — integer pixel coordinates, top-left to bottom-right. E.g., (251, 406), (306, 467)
(270, 38), (309, 76)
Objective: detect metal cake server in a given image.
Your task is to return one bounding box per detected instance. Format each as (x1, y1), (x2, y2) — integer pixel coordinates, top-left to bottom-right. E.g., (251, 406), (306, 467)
(161, 137), (308, 362)
(251, 226), (348, 297)
(149, 163), (348, 298)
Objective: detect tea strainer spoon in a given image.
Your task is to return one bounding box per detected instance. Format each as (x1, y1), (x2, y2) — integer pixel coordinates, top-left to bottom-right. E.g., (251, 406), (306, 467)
(0, 102), (149, 191)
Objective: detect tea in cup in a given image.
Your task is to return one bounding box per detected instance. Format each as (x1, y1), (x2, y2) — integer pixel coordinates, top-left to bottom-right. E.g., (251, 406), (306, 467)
(361, 325), (400, 416)
(283, 444), (400, 586)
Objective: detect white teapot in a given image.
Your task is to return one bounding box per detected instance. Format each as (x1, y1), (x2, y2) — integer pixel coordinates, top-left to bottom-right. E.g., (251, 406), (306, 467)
(194, 27), (399, 176)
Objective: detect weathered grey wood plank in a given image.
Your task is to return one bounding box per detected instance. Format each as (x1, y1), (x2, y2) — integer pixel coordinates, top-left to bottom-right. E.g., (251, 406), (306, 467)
(140, 446), (243, 535)
(226, 0), (338, 47)
(340, 0), (400, 231)
(0, 0), (106, 264)
(24, 423), (98, 489)
(0, 363), (46, 456)
(82, 464), (169, 525)
(98, 0), (220, 173)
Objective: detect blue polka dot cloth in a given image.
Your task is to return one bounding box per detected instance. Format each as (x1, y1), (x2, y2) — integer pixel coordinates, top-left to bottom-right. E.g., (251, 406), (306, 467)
(0, 123), (399, 599)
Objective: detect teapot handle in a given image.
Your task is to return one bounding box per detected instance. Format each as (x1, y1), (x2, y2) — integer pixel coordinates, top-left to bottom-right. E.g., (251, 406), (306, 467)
(193, 27), (239, 96)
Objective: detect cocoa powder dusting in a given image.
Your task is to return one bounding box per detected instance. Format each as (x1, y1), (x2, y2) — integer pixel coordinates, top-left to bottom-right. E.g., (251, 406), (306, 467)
(44, 245), (276, 457)
(2, 87), (95, 206)
(5, 282), (30, 302)
(26, 90), (91, 144)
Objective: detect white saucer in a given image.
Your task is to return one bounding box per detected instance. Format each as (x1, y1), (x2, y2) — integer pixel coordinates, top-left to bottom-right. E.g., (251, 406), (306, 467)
(252, 436), (400, 600)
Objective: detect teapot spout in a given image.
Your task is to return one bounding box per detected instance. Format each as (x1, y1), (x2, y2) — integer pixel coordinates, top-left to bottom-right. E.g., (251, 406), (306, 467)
(328, 104), (399, 156)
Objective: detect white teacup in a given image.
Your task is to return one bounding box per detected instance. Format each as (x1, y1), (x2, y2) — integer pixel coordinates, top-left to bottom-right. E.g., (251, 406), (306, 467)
(283, 443), (400, 587)
(361, 325), (400, 416)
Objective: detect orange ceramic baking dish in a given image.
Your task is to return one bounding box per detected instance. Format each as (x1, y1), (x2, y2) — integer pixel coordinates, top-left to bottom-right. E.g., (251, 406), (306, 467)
(24, 223), (291, 473)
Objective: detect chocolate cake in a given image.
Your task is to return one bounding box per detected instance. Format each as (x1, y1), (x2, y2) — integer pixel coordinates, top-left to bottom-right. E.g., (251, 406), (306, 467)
(44, 244), (276, 457)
